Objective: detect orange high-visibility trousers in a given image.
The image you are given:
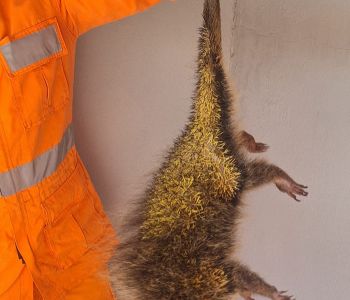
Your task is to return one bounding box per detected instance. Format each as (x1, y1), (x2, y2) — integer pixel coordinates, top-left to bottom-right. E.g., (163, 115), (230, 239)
(0, 0), (161, 299)
(1, 266), (115, 300)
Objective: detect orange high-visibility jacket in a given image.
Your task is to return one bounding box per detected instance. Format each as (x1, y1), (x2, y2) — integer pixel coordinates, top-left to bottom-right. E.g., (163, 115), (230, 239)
(0, 0), (160, 299)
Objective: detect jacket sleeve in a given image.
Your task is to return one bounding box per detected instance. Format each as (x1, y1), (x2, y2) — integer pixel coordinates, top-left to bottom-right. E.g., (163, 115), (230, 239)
(57, 0), (162, 36)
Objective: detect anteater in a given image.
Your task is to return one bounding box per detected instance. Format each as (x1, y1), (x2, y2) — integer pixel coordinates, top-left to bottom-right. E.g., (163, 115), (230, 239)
(111, 1), (307, 299)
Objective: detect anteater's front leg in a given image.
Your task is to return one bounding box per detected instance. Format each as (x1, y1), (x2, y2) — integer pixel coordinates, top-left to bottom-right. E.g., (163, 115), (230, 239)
(229, 261), (295, 300)
(243, 159), (308, 202)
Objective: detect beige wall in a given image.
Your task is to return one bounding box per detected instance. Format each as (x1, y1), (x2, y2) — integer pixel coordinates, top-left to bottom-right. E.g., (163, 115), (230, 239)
(73, 0), (349, 299)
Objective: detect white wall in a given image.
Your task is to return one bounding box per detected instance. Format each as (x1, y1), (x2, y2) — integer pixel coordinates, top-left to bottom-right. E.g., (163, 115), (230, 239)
(73, 0), (350, 299)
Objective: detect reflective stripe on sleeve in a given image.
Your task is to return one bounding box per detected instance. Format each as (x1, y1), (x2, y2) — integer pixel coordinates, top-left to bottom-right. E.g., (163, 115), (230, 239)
(0, 23), (62, 73)
(0, 123), (74, 197)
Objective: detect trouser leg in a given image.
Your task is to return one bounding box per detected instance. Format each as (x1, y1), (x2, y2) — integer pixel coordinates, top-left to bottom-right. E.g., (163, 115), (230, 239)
(65, 272), (115, 300)
(0, 265), (115, 300)
(0, 266), (35, 300)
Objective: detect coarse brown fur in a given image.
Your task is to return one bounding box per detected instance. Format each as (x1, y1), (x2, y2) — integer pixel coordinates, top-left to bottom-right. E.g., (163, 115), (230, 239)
(110, 1), (307, 299)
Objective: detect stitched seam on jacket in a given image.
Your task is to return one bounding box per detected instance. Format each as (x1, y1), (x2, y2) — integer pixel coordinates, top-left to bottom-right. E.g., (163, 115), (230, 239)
(51, 0), (79, 38)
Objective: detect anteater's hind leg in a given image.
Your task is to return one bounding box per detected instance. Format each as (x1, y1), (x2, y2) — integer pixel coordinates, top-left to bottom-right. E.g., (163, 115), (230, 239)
(243, 160), (308, 202)
(238, 131), (269, 153)
(230, 262), (295, 300)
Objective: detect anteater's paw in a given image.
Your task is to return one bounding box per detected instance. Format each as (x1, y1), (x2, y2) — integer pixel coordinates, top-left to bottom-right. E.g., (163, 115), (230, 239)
(240, 131), (269, 153)
(275, 177), (308, 202)
(238, 290), (255, 300)
(253, 142), (269, 153)
(272, 290), (296, 300)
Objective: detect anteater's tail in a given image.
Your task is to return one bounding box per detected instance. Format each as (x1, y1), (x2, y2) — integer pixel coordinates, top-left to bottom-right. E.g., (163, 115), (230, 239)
(194, 0), (239, 155)
(202, 0), (223, 64)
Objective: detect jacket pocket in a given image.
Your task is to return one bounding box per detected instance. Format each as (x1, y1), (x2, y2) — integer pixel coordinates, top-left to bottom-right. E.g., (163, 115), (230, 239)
(40, 159), (89, 270)
(0, 17), (70, 130)
(40, 158), (112, 270)
(71, 191), (109, 246)
(42, 210), (88, 270)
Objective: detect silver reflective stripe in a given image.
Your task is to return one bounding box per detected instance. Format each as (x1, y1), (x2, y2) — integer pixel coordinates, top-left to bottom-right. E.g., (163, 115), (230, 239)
(0, 124), (74, 197)
(0, 24), (62, 73)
